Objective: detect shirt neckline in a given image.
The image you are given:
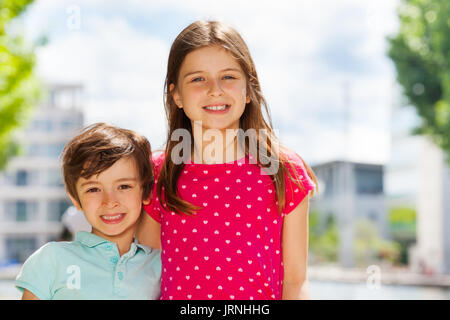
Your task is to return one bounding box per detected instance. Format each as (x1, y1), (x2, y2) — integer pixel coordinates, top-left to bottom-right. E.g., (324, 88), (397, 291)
(185, 153), (256, 166)
(75, 231), (152, 255)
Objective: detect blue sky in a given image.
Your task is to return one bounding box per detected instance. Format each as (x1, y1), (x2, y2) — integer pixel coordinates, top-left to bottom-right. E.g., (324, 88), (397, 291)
(20, 0), (401, 165)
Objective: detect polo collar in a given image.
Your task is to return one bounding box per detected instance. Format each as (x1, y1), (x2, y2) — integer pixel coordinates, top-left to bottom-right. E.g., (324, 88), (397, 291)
(75, 231), (152, 255)
(75, 231), (109, 247)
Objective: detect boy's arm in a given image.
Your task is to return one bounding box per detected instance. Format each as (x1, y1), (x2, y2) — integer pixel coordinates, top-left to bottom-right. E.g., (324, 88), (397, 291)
(281, 193), (311, 300)
(22, 289), (40, 300)
(135, 212), (161, 249)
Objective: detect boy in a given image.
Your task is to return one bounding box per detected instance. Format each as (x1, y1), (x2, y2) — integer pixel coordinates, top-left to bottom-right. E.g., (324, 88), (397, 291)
(15, 123), (161, 299)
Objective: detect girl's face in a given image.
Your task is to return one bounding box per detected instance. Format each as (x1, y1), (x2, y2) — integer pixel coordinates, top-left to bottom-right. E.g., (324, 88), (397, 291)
(171, 46), (250, 132)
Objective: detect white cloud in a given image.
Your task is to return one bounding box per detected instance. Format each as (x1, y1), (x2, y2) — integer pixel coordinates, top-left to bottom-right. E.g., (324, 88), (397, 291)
(34, 13), (169, 147)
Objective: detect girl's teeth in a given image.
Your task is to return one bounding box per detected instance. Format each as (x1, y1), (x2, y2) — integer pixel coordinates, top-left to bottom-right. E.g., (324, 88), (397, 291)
(205, 105), (227, 110)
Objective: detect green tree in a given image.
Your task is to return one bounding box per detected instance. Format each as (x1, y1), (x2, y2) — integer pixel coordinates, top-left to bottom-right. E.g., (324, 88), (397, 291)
(0, 0), (41, 170)
(309, 211), (339, 263)
(387, 0), (450, 163)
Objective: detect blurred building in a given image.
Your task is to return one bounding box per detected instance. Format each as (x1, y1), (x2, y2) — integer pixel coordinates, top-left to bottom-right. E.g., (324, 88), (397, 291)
(0, 84), (84, 264)
(310, 160), (387, 268)
(386, 101), (450, 274)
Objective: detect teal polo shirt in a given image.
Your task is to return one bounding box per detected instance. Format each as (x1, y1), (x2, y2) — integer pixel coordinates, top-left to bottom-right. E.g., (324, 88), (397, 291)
(15, 231), (161, 300)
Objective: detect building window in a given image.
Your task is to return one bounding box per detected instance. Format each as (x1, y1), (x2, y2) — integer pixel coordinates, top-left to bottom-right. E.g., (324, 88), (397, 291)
(355, 168), (383, 195)
(5, 237), (37, 263)
(4, 201), (37, 222)
(16, 201), (27, 221)
(47, 200), (72, 221)
(16, 170), (28, 186)
(46, 169), (64, 187)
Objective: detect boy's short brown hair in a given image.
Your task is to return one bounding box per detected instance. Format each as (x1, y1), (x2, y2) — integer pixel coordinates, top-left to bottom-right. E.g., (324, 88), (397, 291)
(61, 123), (153, 206)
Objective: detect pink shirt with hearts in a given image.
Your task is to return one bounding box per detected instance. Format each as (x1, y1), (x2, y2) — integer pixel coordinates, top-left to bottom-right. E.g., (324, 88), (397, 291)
(144, 150), (315, 300)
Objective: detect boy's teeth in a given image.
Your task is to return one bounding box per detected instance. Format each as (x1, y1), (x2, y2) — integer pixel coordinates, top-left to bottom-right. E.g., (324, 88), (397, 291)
(205, 105), (227, 110)
(102, 214), (123, 220)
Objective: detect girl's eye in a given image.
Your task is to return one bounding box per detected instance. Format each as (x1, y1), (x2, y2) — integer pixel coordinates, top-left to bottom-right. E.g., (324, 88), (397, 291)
(223, 75), (236, 80)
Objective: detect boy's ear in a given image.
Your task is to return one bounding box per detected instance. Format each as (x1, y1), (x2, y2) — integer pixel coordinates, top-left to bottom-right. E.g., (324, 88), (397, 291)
(68, 194), (82, 211)
(169, 83), (183, 109)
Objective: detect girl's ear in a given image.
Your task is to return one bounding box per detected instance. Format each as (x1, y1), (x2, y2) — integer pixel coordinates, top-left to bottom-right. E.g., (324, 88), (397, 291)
(169, 83), (183, 109)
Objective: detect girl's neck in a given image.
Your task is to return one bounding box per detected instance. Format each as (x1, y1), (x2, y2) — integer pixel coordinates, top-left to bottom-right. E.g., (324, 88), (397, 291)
(191, 127), (245, 164)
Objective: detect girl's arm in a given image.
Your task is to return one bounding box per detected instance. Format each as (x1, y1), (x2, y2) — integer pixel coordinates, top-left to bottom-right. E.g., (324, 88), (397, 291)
(281, 193), (311, 300)
(22, 289), (40, 300)
(135, 212), (161, 249)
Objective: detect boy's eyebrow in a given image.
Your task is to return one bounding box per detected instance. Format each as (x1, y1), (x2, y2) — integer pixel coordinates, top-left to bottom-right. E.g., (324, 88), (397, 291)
(80, 180), (99, 187)
(80, 177), (138, 187)
(183, 68), (243, 79)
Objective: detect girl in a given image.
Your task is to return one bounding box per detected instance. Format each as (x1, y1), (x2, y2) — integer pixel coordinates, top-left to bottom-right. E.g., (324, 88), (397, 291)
(136, 20), (317, 300)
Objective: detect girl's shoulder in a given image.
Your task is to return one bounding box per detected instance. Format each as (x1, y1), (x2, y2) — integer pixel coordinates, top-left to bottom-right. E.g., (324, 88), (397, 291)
(151, 151), (166, 173)
(280, 146), (305, 166)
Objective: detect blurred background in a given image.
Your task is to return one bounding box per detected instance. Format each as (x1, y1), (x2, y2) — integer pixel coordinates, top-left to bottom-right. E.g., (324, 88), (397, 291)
(0, 0), (449, 299)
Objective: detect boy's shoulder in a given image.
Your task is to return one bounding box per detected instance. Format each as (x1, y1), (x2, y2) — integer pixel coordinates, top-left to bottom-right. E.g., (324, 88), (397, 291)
(27, 240), (80, 262)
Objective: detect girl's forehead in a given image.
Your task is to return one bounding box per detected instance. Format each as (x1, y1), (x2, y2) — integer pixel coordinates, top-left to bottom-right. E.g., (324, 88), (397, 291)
(181, 46), (242, 71)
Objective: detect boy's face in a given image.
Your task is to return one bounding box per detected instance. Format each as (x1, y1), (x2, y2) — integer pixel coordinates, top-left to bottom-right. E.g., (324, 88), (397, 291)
(69, 157), (149, 241)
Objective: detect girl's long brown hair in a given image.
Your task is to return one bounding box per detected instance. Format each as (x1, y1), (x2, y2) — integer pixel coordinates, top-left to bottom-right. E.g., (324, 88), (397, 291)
(158, 20), (317, 215)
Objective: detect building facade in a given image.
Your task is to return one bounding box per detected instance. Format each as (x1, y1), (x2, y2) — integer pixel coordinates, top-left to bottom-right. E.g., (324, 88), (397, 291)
(310, 160), (387, 267)
(0, 84), (84, 264)
(386, 101), (450, 274)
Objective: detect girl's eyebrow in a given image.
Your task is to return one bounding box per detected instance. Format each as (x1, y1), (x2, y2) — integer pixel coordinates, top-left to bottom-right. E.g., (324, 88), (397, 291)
(115, 177), (138, 183)
(183, 68), (242, 79)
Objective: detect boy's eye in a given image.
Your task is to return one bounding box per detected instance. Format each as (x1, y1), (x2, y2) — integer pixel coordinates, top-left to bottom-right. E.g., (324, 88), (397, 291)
(119, 184), (132, 190)
(86, 187), (100, 193)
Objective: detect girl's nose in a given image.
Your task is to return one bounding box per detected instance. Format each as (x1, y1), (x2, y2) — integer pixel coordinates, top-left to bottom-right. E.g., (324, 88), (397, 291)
(207, 79), (224, 97)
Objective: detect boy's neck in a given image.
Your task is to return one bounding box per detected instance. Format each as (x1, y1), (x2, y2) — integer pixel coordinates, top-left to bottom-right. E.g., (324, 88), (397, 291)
(91, 227), (135, 256)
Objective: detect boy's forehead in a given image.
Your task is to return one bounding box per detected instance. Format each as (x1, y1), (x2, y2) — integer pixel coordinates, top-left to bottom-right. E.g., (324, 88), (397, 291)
(76, 157), (140, 186)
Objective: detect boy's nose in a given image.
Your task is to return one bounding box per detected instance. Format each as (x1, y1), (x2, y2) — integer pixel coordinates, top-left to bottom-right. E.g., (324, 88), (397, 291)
(102, 191), (119, 208)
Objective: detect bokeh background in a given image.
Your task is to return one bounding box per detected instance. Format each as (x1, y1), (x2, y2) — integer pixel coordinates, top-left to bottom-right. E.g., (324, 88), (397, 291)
(0, 0), (449, 299)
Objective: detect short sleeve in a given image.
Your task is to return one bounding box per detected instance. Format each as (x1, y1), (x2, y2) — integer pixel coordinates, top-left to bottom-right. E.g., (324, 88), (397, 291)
(143, 153), (165, 224)
(282, 150), (316, 215)
(15, 243), (57, 300)
(143, 182), (162, 223)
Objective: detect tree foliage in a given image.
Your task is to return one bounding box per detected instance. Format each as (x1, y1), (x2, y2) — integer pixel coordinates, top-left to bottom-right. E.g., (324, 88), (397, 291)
(388, 0), (450, 163)
(0, 0), (41, 170)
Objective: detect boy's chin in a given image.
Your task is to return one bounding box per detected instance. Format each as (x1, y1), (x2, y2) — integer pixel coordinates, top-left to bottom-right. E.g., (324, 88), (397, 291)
(91, 225), (131, 239)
